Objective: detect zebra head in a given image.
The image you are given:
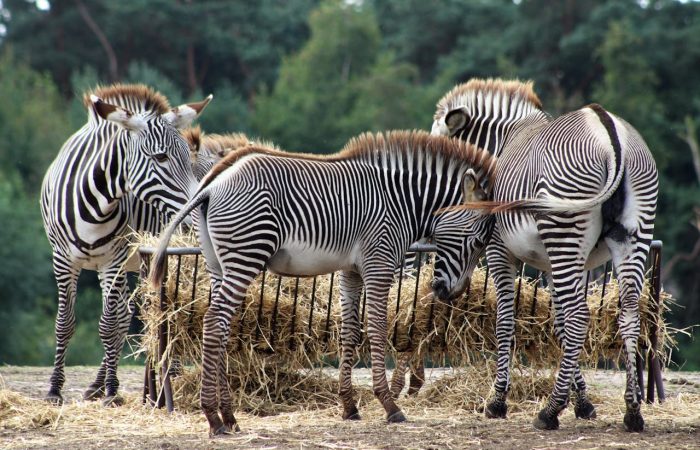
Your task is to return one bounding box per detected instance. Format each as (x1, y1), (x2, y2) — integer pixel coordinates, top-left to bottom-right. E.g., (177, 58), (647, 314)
(91, 94), (212, 215)
(431, 169), (493, 302)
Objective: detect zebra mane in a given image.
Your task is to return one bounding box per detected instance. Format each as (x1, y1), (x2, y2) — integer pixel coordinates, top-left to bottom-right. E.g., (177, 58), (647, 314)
(434, 78), (543, 121)
(200, 130), (496, 192)
(182, 126), (279, 161)
(82, 83), (170, 114)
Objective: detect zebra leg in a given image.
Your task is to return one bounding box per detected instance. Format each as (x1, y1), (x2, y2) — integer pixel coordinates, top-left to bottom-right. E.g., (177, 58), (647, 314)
(607, 237), (649, 432)
(547, 273), (596, 420)
(364, 267), (406, 423)
(485, 237), (517, 419)
(46, 258), (80, 405)
(97, 266), (130, 406)
(534, 240), (591, 430)
(389, 352), (410, 399)
(338, 271), (364, 419)
(83, 359), (107, 401)
(407, 355), (425, 396)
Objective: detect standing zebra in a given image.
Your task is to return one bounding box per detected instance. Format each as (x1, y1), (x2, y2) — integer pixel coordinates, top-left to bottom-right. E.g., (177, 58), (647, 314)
(431, 79), (658, 431)
(41, 84), (211, 406)
(150, 130), (496, 436)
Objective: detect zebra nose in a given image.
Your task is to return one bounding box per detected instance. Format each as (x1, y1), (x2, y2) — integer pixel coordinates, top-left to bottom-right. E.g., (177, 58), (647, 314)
(431, 278), (450, 302)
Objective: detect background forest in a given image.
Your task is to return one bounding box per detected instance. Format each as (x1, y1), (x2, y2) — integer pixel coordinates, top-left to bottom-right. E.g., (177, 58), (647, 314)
(0, 0), (698, 368)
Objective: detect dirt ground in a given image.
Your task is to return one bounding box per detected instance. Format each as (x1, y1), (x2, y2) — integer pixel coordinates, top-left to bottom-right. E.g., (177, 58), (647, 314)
(1, 365), (699, 449)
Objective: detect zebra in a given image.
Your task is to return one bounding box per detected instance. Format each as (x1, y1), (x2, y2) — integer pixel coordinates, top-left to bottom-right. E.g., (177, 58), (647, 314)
(149, 130), (496, 436)
(431, 79), (658, 431)
(40, 84), (211, 406)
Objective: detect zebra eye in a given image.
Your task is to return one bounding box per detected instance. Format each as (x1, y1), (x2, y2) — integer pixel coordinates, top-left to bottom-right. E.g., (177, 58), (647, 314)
(153, 152), (168, 163)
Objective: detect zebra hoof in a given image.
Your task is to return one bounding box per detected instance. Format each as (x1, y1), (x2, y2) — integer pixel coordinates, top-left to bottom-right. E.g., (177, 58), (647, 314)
(102, 394), (125, 407)
(209, 424), (237, 438)
(44, 391), (64, 406)
(342, 405), (361, 420)
(533, 409), (559, 430)
(485, 399), (508, 419)
(574, 399), (597, 420)
(83, 383), (105, 401)
(623, 406), (644, 432)
(387, 410), (407, 423)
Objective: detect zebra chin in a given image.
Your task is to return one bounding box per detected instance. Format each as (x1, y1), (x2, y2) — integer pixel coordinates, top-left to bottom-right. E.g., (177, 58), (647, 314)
(431, 278), (468, 304)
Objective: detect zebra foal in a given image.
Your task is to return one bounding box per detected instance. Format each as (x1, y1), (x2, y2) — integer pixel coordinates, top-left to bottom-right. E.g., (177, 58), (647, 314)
(150, 130), (496, 436)
(432, 79), (658, 431)
(41, 84), (210, 406)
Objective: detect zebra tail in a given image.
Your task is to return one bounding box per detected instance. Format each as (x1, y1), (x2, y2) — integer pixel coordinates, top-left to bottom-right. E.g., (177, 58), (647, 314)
(465, 104), (626, 215)
(149, 189), (210, 289)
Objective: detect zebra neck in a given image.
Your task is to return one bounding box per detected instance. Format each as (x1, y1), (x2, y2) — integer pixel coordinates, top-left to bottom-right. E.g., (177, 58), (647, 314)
(83, 128), (130, 215)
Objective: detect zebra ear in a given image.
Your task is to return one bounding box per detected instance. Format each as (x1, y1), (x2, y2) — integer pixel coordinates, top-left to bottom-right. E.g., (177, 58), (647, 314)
(445, 107), (469, 136)
(90, 95), (146, 131)
(462, 169), (486, 202)
(163, 94), (213, 129)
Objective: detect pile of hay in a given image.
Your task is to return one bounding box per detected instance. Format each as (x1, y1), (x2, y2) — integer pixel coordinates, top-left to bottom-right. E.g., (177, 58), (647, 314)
(133, 230), (676, 413)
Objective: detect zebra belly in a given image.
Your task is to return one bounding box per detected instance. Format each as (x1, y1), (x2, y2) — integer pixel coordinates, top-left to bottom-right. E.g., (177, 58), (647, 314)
(500, 220), (550, 272)
(267, 242), (360, 277)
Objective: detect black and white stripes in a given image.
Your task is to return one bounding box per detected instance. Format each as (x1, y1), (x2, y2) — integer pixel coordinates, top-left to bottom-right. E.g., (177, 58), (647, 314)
(40, 84), (209, 406)
(149, 130), (495, 436)
(432, 79), (658, 432)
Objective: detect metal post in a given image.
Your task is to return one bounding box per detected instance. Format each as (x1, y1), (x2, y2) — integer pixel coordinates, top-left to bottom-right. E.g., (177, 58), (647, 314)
(392, 264), (404, 348)
(157, 255), (174, 412)
(646, 241), (665, 403)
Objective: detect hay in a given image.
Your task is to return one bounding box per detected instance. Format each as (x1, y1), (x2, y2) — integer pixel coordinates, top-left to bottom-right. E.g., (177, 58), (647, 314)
(134, 230), (677, 413)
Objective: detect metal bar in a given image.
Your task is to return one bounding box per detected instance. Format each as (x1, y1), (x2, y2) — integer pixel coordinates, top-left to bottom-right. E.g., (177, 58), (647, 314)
(307, 277), (317, 338)
(269, 275), (283, 349)
(324, 273), (335, 343)
(138, 242), (441, 257)
(139, 252), (151, 405)
(289, 277), (300, 349)
(636, 352), (645, 403)
(157, 256), (173, 411)
(255, 268), (267, 342)
(392, 264), (405, 348)
(530, 272), (542, 317)
(407, 252), (423, 344)
(647, 241), (665, 403)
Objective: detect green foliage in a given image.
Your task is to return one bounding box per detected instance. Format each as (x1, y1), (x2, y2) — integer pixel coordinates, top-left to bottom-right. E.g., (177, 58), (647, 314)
(0, 0), (699, 369)
(0, 49), (72, 194)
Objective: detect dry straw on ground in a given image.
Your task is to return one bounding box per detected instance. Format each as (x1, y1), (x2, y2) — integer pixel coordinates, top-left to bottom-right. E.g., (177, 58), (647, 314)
(133, 230), (676, 414)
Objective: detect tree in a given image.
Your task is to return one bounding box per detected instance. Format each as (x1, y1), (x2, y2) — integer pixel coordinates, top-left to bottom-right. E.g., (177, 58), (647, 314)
(253, 0), (427, 152)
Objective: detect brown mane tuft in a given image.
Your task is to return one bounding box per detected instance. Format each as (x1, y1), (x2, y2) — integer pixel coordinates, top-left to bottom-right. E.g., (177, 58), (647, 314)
(434, 78), (543, 120)
(82, 83), (171, 114)
(201, 130), (496, 193)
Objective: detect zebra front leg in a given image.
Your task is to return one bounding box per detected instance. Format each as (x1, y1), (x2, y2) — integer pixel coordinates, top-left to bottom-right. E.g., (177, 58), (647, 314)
(548, 273), (596, 420)
(338, 271), (364, 419)
(97, 267), (130, 406)
(364, 268), (406, 423)
(46, 259), (80, 405)
(485, 240), (516, 419)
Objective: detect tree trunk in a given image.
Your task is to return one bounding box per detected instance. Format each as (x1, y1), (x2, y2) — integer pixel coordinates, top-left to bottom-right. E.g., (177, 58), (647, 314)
(75, 0), (118, 81)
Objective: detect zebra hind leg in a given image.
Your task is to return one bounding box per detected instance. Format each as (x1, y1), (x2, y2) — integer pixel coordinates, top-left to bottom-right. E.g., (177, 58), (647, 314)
(549, 273), (596, 420)
(46, 261), (80, 405)
(607, 237), (649, 432)
(338, 271), (364, 419)
(389, 352), (411, 399)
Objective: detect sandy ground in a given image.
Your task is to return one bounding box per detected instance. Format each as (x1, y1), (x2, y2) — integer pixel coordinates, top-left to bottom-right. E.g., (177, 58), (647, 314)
(1, 365), (699, 449)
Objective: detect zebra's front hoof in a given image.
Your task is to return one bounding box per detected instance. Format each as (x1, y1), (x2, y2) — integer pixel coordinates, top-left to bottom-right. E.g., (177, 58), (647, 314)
(44, 391), (64, 406)
(83, 383), (105, 401)
(574, 398), (597, 420)
(485, 398), (508, 419)
(533, 408), (559, 430)
(623, 404), (644, 432)
(102, 394), (125, 407)
(387, 410), (407, 423)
